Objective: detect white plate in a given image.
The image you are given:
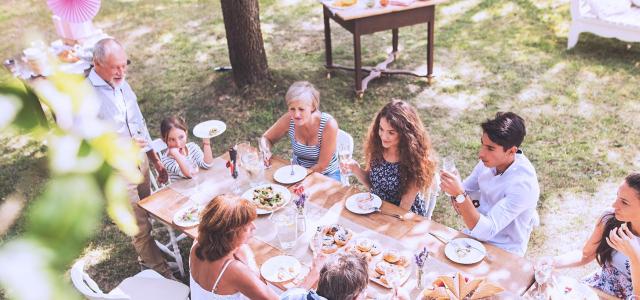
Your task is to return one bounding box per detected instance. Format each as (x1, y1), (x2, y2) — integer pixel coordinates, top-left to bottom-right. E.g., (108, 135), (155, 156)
(172, 204), (202, 228)
(273, 165), (307, 184)
(444, 238), (486, 265)
(260, 255), (301, 283)
(549, 276), (598, 300)
(345, 192), (383, 214)
(193, 120), (226, 139)
(241, 184), (291, 215)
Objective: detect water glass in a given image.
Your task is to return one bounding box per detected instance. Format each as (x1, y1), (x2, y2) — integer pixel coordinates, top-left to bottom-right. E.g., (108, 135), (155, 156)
(242, 150), (264, 186)
(384, 263), (403, 295)
(273, 207), (298, 250)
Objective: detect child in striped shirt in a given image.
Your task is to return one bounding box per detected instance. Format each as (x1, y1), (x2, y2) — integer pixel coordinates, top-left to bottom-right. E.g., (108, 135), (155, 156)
(160, 116), (213, 181)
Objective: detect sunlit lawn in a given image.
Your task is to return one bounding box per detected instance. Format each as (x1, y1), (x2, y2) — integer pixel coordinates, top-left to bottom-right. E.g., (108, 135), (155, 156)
(1, 0), (640, 292)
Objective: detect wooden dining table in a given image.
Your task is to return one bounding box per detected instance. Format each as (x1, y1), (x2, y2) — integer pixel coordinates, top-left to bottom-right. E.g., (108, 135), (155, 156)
(139, 153), (534, 299)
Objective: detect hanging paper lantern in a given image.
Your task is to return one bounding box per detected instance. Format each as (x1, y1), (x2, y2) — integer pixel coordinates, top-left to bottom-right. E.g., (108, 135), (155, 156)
(47, 0), (101, 23)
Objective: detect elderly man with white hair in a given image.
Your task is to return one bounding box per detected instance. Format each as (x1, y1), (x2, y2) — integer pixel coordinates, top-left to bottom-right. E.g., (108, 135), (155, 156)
(87, 38), (174, 279)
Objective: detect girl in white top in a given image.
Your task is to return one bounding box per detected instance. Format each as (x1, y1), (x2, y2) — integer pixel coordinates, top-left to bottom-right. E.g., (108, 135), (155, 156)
(544, 173), (640, 299)
(160, 116), (213, 181)
(190, 194), (325, 300)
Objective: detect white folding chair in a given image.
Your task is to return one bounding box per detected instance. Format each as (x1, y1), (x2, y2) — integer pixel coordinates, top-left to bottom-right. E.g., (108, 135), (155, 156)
(147, 138), (186, 277)
(336, 129), (355, 186)
(423, 173), (440, 220)
(70, 259), (190, 300)
(337, 129), (354, 157)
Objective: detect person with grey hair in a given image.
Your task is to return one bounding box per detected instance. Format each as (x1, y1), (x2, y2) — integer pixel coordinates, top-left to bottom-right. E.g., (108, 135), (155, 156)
(280, 253), (409, 300)
(260, 81), (341, 181)
(86, 38), (174, 279)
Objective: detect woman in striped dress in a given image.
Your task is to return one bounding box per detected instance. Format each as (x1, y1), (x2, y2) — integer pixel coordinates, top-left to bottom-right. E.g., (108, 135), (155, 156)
(260, 81), (341, 181)
(160, 116), (214, 181)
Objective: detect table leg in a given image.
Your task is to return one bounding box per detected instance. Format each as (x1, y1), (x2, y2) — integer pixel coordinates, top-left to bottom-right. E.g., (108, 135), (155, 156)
(353, 26), (363, 96)
(392, 28), (399, 57)
(427, 18), (434, 83)
(323, 7), (333, 79)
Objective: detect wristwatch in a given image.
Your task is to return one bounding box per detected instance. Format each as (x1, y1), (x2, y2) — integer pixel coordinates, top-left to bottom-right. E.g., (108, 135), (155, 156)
(454, 192), (468, 204)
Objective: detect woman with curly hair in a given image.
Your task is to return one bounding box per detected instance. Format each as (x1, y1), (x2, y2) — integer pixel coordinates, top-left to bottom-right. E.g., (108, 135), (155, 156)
(189, 194), (325, 300)
(341, 100), (437, 218)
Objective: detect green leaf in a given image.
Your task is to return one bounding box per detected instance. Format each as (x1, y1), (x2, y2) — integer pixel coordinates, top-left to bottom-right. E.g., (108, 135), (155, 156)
(0, 239), (81, 300)
(105, 174), (139, 236)
(26, 175), (103, 268)
(0, 82), (49, 131)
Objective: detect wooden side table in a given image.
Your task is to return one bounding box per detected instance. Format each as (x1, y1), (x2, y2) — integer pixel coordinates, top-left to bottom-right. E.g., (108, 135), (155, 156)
(322, 1), (444, 97)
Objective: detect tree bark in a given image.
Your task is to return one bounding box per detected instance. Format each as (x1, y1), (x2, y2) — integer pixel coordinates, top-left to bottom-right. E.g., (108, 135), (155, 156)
(220, 0), (270, 87)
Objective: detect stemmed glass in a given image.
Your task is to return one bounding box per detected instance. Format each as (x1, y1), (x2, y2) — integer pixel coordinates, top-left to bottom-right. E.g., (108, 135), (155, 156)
(532, 257), (553, 300)
(310, 226), (323, 258)
(338, 143), (353, 186)
(384, 264), (403, 298)
(441, 156), (458, 196)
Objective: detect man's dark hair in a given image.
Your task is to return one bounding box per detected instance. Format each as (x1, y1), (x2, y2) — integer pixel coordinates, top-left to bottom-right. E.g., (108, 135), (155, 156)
(481, 112), (526, 150)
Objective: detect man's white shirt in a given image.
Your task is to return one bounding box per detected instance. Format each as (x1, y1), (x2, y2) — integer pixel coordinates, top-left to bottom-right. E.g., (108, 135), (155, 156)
(462, 152), (540, 256)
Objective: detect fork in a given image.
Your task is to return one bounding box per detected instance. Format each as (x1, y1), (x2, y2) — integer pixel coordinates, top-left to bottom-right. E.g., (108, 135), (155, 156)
(372, 207), (404, 221)
(461, 240), (492, 261)
(290, 157), (295, 176)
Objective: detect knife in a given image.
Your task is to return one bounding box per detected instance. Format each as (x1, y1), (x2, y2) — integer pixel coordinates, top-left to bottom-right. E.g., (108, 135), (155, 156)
(429, 232), (451, 244)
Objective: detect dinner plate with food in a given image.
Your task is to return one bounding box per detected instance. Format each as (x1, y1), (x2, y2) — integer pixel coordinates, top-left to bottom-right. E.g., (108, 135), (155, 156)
(310, 224), (355, 255)
(172, 204), (203, 228)
(193, 120), (226, 139)
(260, 255), (301, 283)
(367, 248), (412, 289)
(444, 238), (486, 265)
(345, 192), (382, 214)
(322, 0), (362, 9)
(241, 184), (291, 214)
(419, 272), (504, 300)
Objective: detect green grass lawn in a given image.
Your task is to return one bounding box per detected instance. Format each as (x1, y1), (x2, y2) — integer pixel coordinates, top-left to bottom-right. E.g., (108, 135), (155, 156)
(1, 0), (640, 293)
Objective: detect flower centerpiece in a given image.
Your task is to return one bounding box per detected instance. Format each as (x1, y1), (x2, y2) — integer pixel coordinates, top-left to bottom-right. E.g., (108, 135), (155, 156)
(293, 185), (307, 233)
(414, 247), (429, 290)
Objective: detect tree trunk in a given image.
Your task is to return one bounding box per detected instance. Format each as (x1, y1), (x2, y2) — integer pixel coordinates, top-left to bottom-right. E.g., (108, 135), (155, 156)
(220, 0), (270, 87)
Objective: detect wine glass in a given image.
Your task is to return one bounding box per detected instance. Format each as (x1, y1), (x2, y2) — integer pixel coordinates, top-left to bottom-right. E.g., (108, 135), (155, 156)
(337, 143), (353, 186)
(532, 257), (553, 300)
(310, 227), (323, 258)
(441, 156), (458, 196)
(384, 264), (403, 297)
(258, 137), (271, 169)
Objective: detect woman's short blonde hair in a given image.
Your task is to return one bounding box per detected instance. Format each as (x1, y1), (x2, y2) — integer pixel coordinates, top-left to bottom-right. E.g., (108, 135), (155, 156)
(285, 81), (320, 111)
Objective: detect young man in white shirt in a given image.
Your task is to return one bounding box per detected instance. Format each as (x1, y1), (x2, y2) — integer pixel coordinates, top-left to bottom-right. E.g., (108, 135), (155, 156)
(440, 112), (540, 256)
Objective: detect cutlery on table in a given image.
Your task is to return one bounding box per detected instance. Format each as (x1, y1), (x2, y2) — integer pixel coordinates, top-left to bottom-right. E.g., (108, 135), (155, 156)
(372, 206), (404, 221)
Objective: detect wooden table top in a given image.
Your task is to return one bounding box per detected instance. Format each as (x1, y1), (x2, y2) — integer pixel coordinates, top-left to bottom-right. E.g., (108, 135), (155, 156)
(323, 0), (447, 21)
(139, 154), (533, 298)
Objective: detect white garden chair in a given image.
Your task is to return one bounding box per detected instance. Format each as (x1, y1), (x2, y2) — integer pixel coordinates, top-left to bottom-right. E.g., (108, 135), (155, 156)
(148, 138), (186, 277)
(70, 259), (190, 300)
(337, 129), (354, 186)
